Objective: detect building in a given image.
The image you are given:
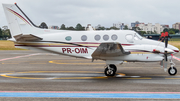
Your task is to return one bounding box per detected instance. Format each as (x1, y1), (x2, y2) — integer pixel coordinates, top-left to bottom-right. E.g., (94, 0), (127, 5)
(162, 25), (169, 29)
(49, 26), (59, 30)
(137, 23), (164, 34)
(131, 21), (140, 28)
(172, 22), (180, 30)
(113, 22), (128, 30)
(85, 24), (95, 31)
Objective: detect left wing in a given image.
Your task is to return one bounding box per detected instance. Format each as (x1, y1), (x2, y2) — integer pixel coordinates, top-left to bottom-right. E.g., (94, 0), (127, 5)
(91, 42), (130, 60)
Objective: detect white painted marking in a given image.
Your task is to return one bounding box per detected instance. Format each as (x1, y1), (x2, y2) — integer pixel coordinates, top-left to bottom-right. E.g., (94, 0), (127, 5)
(0, 53), (41, 62)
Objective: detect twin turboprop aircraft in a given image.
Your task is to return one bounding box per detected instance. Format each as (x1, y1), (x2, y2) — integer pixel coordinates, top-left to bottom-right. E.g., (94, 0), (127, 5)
(2, 3), (179, 76)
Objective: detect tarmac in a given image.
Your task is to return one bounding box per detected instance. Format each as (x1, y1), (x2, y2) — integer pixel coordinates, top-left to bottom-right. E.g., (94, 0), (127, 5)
(0, 50), (180, 101)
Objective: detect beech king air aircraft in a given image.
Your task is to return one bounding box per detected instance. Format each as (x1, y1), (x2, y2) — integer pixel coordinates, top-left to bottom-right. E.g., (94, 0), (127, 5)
(2, 3), (180, 76)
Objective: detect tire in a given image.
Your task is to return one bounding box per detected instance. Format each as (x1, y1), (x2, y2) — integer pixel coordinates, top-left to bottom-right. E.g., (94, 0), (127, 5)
(168, 67), (177, 75)
(104, 67), (116, 76)
(109, 64), (117, 73)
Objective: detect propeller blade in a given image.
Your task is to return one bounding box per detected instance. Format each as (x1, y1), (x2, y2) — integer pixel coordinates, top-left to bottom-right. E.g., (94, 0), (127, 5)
(165, 37), (168, 48)
(164, 52), (168, 61)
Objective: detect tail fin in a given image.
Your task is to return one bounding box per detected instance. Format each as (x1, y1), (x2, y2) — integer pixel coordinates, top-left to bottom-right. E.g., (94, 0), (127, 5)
(2, 3), (44, 40)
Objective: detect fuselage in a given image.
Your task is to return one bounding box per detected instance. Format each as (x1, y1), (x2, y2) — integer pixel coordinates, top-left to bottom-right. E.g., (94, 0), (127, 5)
(14, 30), (179, 62)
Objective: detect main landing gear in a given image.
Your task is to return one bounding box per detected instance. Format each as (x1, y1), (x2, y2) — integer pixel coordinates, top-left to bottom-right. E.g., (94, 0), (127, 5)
(104, 64), (117, 76)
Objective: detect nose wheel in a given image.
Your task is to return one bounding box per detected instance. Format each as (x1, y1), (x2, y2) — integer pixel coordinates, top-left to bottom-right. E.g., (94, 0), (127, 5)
(168, 67), (177, 75)
(104, 64), (117, 76)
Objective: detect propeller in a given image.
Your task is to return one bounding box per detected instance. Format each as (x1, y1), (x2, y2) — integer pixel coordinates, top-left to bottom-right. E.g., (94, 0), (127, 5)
(163, 32), (168, 72)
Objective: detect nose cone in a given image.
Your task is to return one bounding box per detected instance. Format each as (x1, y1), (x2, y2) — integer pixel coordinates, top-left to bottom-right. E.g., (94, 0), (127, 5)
(174, 48), (179, 53)
(168, 44), (179, 53)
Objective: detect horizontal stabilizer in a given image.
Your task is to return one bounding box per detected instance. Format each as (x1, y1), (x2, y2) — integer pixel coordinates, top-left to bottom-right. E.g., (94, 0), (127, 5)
(14, 34), (43, 41)
(92, 42), (130, 59)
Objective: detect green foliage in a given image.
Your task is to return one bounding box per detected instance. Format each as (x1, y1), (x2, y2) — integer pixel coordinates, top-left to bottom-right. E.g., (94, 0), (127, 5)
(0, 28), (2, 38)
(138, 31), (146, 36)
(169, 30), (175, 34)
(75, 23), (84, 31)
(163, 28), (169, 32)
(96, 26), (105, 30)
(66, 26), (75, 30)
(60, 24), (66, 30)
(123, 25), (128, 30)
(163, 28), (179, 34)
(0, 27), (11, 40)
(39, 22), (48, 29)
(110, 26), (119, 30)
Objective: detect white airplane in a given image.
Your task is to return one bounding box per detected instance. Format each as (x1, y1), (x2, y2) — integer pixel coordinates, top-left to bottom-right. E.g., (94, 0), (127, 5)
(2, 3), (179, 76)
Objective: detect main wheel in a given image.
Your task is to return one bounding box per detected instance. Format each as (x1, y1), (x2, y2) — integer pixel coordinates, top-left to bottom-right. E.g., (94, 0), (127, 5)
(168, 67), (177, 75)
(109, 64), (117, 73)
(104, 67), (116, 76)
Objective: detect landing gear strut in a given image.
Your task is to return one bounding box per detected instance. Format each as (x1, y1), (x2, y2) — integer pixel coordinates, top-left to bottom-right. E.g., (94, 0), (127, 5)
(104, 64), (117, 76)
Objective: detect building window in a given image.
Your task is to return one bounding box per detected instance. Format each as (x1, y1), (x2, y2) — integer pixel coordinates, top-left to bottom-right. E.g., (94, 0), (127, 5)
(81, 35), (87, 41)
(111, 34), (118, 41)
(103, 35), (109, 41)
(94, 35), (101, 41)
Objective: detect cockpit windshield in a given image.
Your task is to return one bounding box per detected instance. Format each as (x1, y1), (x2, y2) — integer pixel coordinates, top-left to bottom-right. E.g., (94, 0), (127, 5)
(135, 33), (143, 40)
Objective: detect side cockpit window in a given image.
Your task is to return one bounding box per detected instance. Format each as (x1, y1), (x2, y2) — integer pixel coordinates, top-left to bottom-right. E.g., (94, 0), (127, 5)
(125, 34), (134, 43)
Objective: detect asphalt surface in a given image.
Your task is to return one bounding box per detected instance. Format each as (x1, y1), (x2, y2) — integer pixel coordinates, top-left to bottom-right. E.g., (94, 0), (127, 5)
(0, 50), (180, 101)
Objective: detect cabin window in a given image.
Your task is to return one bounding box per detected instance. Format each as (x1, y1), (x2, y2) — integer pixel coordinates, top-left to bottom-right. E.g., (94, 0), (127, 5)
(111, 34), (118, 41)
(81, 35), (87, 41)
(65, 36), (72, 41)
(94, 35), (101, 41)
(103, 35), (109, 41)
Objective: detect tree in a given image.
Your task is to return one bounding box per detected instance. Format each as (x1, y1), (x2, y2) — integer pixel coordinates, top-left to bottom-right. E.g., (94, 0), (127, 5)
(96, 26), (105, 30)
(75, 23), (84, 31)
(66, 26), (75, 30)
(60, 24), (66, 30)
(169, 28), (179, 34)
(123, 25), (128, 30)
(110, 26), (119, 30)
(0, 28), (2, 39)
(163, 28), (179, 34)
(39, 22), (48, 29)
(163, 28), (169, 32)
(169, 30), (175, 34)
(131, 27), (141, 32)
(138, 31), (146, 36)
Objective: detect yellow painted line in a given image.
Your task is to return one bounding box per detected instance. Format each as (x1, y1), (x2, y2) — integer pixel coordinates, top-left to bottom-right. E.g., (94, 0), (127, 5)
(0, 74), (44, 79)
(0, 71), (107, 80)
(49, 60), (105, 65)
(57, 76), (112, 79)
(22, 71), (104, 73)
(122, 78), (152, 79)
(117, 73), (126, 76)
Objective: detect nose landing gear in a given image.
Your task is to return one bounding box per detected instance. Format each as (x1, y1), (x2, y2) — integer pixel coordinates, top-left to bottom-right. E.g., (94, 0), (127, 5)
(104, 64), (117, 76)
(168, 67), (177, 75)
(168, 60), (177, 75)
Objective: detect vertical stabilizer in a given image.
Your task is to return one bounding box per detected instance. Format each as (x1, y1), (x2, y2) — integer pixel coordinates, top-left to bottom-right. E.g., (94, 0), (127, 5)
(2, 3), (45, 39)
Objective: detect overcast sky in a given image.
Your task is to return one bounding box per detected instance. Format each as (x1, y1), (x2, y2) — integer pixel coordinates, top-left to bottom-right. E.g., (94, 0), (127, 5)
(1, 0), (180, 28)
